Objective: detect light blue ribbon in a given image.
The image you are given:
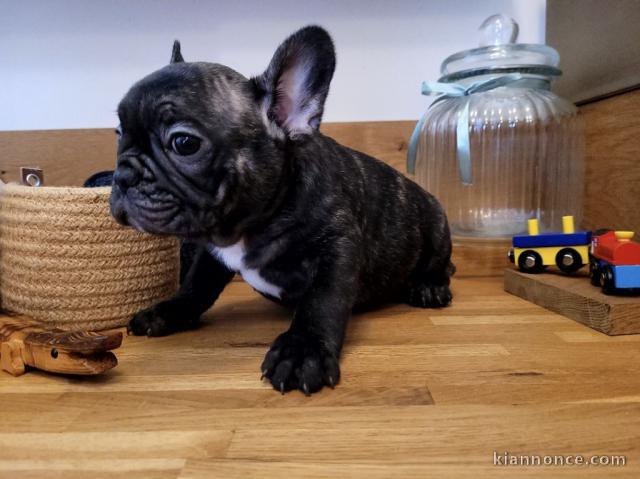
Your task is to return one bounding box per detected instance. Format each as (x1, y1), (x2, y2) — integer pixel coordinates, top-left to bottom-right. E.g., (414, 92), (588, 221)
(407, 73), (533, 185)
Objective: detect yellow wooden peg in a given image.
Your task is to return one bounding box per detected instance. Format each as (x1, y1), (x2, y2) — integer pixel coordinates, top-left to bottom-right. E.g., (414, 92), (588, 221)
(562, 215), (575, 234)
(614, 231), (635, 241)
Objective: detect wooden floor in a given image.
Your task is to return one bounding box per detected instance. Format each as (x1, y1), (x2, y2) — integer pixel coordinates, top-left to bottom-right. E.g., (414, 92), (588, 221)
(1, 276), (639, 478)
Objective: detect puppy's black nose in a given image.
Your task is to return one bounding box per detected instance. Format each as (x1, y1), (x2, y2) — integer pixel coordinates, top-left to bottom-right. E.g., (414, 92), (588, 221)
(113, 161), (141, 189)
(112, 207), (129, 226)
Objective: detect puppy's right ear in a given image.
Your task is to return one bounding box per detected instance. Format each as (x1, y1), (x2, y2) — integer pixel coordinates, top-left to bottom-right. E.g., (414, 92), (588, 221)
(252, 26), (336, 139)
(170, 40), (184, 64)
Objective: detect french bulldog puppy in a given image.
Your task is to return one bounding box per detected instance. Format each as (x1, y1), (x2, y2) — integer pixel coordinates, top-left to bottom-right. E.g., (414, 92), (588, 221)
(110, 26), (454, 395)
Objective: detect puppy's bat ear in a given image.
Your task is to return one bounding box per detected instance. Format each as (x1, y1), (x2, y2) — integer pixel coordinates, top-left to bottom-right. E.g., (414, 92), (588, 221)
(252, 25), (336, 138)
(170, 40), (184, 64)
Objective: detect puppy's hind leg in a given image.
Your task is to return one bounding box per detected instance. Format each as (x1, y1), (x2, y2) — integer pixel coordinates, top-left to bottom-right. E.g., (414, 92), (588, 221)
(405, 236), (455, 309)
(128, 244), (234, 336)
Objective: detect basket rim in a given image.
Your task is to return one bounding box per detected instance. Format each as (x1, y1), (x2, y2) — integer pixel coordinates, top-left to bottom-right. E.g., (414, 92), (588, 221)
(1, 183), (112, 197)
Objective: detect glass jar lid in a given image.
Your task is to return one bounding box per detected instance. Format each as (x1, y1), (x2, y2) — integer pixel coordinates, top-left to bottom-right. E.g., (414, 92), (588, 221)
(440, 14), (561, 82)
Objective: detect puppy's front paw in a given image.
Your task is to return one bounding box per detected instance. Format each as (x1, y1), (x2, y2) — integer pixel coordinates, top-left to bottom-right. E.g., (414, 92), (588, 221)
(261, 331), (340, 395)
(128, 302), (199, 337)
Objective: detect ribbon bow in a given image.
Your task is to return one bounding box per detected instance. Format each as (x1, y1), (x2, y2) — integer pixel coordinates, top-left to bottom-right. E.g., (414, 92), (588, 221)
(406, 73), (530, 185)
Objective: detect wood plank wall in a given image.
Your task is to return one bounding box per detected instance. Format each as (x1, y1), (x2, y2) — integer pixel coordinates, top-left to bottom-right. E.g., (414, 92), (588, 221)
(0, 129), (117, 186)
(580, 88), (640, 234)
(1, 92), (638, 275)
(0, 121), (415, 186)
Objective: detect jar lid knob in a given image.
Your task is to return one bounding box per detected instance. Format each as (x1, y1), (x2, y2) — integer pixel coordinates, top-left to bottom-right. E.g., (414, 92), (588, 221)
(478, 14), (519, 46)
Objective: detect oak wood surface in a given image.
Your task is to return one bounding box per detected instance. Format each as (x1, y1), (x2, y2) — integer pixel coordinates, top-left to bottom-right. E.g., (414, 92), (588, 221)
(504, 268), (640, 335)
(0, 277), (639, 478)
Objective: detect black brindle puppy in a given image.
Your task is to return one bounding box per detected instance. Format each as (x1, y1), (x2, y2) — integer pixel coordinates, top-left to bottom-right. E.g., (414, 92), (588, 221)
(110, 26), (454, 395)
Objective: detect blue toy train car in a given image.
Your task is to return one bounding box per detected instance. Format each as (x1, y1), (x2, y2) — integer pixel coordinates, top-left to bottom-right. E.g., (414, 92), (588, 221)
(508, 216), (590, 274)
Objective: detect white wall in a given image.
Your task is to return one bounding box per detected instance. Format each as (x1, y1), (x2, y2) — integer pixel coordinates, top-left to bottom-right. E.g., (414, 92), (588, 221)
(0, 0), (545, 131)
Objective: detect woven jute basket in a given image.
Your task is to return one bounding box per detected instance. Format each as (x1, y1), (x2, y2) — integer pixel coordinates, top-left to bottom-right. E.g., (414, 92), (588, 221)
(0, 183), (180, 331)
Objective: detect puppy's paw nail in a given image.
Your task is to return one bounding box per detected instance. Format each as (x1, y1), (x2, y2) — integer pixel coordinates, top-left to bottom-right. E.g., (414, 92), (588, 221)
(302, 383), (310, 397)
(260, 369), (268, 380)
(146, 327), (153, 336)
(279, 382), (285, 395)
(327, 376), (335, 388)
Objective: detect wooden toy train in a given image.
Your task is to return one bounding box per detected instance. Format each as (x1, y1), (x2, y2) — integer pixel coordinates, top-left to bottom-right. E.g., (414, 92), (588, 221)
(508, 216), (640, 294)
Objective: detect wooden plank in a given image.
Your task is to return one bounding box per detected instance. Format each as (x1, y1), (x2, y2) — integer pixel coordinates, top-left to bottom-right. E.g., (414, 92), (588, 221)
(581, 89), (640, 234)
(0, 128), (117, 187)
(0, 122), (416, 186)
(0, 463), (180, 479)
(221, 403), (640, 464)
(451, 235), (511, 278)
(3, 91), (640, 278)
(183, 459), (638, 479)
(0, 278), (639, 476)
(0, 430), (232, 460)
(0, 121), (503, 278)
(321, 120), (414, 175)
(503, 268), (640, 335)
(0, 107), (637, 295)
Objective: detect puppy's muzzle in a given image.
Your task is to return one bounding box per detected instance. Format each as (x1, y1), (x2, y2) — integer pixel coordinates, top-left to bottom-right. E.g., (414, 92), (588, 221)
(109, 188), (129, 226)
(113, 158), (142, 190)
(110, 157), (143, 226)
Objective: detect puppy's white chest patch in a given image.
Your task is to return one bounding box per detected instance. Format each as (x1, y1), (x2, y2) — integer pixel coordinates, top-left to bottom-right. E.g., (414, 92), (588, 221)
(207, 240), (282, 299)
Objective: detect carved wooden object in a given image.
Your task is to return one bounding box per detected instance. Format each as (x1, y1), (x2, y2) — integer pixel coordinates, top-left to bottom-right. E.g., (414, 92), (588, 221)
(0, 312), (122, 376)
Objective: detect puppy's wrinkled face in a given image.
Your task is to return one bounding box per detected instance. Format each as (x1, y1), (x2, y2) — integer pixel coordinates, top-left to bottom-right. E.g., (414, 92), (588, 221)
(110, 28), (335, 245)
(110, 62), (277, 244)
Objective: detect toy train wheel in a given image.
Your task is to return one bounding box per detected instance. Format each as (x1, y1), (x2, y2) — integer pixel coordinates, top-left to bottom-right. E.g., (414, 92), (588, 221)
(555, 248), (583, 274)
(600, 266), (616, 295)
(517, 250), (544, 274)
(589, 258), (601, 286)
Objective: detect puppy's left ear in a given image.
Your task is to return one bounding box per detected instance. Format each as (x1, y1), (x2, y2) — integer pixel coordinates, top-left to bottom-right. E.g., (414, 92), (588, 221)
(253, 26), (336, 138)
(170, 40), (184, 64)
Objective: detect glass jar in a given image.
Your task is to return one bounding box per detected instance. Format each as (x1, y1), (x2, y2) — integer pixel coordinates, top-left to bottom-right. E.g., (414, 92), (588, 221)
(408, 15), (584, 238)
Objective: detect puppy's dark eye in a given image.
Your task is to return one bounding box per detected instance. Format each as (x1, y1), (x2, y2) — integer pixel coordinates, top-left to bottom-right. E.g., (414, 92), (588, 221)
(171, 134), (201, 156)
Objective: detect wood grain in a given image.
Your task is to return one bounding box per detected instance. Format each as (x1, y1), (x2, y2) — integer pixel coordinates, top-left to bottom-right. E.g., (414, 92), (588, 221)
(451, 235), (511, 278)
(580, 88), (640, 234)
(503, 268), (640, 335)
(0, 129), (117, 187)
(1, 101), (638, 281)
(182, 459), (639, 479)
(0, 314), (122, 376)
(1, 278), (639, 478)
(0, 121), (497, 277)
(0, 122), (416, 187)
(321, 120), (415, 174)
